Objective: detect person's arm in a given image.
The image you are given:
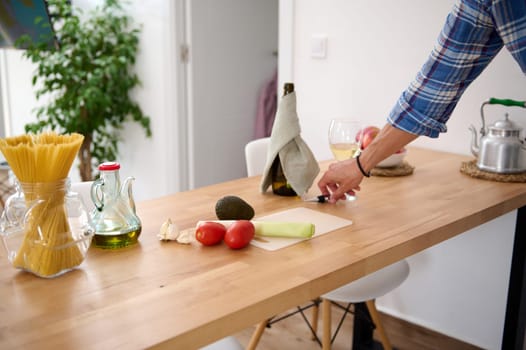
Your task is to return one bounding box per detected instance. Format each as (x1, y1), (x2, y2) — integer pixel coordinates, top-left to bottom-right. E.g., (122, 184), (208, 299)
(354, 124), (417, 174)
(318, 0), (508, 203)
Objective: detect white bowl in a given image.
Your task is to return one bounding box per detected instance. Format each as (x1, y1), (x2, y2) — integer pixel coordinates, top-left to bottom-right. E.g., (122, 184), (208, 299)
(376, 149), (407, 168)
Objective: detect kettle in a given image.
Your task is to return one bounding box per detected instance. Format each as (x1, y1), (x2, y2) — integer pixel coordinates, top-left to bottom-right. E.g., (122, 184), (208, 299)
(469, 98), (526, 174)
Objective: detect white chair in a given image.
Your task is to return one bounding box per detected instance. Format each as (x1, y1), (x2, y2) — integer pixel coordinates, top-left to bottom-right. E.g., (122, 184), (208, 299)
(200, 336), (244, 350)
(317, 260), (410, 349)
(245, 137), (270, 176)
(244, 137), (410, 350)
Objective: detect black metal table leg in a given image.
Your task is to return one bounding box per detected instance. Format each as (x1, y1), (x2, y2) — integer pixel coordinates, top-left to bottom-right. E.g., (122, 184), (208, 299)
(352, 302), (383, 350)
(502, 205), (526, 350)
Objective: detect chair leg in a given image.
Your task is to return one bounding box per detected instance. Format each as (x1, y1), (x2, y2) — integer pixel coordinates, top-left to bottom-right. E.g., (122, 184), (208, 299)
(322, 299), (332, 350)
(311, 299), (320, 340)
(247, 319), (269, 350)
(365, 299), (392, 350)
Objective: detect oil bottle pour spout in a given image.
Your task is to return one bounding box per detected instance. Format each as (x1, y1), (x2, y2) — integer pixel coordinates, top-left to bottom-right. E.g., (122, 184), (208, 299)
(121, 176), (137, 214)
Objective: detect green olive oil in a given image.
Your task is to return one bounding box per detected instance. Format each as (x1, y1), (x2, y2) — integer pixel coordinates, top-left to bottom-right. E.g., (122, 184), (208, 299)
(93, 227), (141, 249)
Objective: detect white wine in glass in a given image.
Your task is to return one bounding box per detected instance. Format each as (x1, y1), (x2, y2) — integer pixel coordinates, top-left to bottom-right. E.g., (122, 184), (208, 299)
(328, 119), (364, 201)
(330, 143), (361, 161)
(328, 119), (363, 161)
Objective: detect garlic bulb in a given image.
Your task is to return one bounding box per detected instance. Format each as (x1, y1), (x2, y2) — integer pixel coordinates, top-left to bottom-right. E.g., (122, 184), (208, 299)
(158, 218), (193, 244)
(158, 218), (179, 241)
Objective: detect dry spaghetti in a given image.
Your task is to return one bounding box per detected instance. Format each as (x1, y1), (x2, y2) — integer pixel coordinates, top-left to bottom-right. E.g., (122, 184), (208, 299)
(0, 132), (85, 277)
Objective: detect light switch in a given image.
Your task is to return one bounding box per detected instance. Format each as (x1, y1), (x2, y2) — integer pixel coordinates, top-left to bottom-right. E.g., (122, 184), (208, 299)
(310, 35), (327, 59)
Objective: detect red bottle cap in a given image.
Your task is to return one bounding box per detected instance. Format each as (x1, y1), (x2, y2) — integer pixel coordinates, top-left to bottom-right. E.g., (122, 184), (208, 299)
(99, 162), (120, 171)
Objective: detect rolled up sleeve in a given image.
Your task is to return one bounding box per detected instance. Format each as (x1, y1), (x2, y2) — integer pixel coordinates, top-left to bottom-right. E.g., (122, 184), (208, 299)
(388, 0), (505, 138)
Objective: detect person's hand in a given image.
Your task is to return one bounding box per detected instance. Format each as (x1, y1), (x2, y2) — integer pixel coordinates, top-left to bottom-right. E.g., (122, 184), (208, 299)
(317, 124), (416, 203)
(317, 159), (364, 203)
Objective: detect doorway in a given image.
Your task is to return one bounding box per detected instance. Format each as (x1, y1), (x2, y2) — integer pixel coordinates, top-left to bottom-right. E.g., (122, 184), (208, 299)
(174, 0), (279, 190)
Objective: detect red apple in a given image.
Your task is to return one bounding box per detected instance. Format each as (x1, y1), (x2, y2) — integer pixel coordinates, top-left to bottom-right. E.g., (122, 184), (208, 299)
(360, 126), (380, 149)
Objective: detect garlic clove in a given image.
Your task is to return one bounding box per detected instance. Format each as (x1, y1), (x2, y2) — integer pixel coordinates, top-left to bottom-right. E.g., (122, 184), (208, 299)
(158, 218), (180, 241)
(175, 228), (194, 244)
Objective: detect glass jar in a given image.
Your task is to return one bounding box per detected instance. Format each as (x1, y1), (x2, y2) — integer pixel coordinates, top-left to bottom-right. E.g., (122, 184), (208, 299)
(0, 178), (94, 278)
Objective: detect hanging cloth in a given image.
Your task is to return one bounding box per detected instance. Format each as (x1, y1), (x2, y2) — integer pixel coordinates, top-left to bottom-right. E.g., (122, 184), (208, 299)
(254, 70), (278, 138)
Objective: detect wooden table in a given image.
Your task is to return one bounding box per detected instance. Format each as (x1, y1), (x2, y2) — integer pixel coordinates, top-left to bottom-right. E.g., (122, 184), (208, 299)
(1, 148), (525, 349)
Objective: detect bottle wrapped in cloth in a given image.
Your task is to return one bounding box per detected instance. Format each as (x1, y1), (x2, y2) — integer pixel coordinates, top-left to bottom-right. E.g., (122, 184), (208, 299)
(260, 83), (319, 197)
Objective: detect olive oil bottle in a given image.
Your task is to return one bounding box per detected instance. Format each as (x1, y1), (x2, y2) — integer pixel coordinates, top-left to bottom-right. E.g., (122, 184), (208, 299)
(90, 162), (142, 249)
(271, 83), (297, 196)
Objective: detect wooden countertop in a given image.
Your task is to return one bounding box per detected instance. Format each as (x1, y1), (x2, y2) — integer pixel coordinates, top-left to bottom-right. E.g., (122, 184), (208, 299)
(1, 147), (525, 349)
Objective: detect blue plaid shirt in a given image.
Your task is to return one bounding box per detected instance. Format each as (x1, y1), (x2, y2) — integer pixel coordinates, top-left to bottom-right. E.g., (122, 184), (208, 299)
(388, 0), (526, 137)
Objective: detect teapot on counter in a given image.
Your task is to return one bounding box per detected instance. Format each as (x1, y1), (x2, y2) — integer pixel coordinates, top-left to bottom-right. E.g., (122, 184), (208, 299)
(469, 98), (526, 174)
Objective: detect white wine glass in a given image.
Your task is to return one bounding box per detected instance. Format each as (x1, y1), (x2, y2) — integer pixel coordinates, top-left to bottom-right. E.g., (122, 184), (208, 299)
(328, 119), (364, 201)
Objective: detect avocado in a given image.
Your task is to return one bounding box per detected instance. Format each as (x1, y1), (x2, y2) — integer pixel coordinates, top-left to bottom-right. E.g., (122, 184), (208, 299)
(215, 195), (255, 220)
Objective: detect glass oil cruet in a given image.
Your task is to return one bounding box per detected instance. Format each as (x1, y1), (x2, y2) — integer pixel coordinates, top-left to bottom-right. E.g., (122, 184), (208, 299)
(90, 162), (142, 249)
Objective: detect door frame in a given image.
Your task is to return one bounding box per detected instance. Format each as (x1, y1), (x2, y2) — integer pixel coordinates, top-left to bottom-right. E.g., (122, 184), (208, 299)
(166, 0), (191, 192)
(168, 0), (294, 192)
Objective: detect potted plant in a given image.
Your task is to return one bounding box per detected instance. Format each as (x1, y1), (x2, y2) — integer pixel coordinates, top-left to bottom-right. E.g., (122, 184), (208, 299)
(17, 0), (151, 181)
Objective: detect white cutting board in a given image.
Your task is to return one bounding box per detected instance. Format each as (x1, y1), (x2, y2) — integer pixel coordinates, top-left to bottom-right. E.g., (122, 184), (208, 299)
(250, 207), (353, 251)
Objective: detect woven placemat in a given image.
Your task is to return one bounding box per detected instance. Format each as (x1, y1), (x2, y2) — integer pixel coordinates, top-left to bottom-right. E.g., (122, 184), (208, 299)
(371, 161), (415, 177)
(460, 160), (526, 183)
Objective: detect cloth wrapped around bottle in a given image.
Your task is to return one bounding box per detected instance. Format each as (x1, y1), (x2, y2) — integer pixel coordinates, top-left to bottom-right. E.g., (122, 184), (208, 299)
(260, 91), (320, 196)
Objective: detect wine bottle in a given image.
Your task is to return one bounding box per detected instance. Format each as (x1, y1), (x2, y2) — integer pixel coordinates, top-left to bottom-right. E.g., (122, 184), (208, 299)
(271, 82), (297, 196)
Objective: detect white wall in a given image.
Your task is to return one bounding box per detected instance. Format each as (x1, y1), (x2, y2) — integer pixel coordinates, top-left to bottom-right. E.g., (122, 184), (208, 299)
(1, 50), (38, 137)
(186, 0), (278, 189)
(290, 1), (524, 349)
(380, 211), (515, 349)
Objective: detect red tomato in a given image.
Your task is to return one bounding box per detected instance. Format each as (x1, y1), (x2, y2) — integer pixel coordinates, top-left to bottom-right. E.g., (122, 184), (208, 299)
(195, 222), (226, 246)
(224, 220), (255, 249)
